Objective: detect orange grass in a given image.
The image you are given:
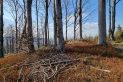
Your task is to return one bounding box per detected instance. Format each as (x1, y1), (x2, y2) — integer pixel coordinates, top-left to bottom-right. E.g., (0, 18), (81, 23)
(0, 40), (122, 82)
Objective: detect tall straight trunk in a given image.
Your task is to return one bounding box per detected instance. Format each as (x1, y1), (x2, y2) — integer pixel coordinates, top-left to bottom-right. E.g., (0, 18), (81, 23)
(111, 0), (116, 41)
(44, 0), (48, 46)
(54, 0), (57, 47)
(18, 25), (21, 50)
(0, 0), (3, 57)
(108, 0), (112, 40)
(78, 0), (82, 39)
(10, 37), (12, 53)
(11, 27), (14, 53)
(65, 2), (68, 40)
(42, 31), (45, 45)
(47, 26), (49, 44)
(6, 38), (9, 54)
(74, 0), (77, 40)
(26, 0), (35, 53)
(36, 0), (40, 48)
(55, 0), (64, 52)
(74, 13), (76, 40)
(98, 0), (106, 45)
(21, 0), (27, 50)
(15, 13), (18, 52)
(15, 0), (18, 52)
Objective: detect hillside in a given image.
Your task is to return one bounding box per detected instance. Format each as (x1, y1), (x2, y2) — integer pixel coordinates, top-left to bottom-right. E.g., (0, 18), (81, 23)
(0, 40), (123, 82)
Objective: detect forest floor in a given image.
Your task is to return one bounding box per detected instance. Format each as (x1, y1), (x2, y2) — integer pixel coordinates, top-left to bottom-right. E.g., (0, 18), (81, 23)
(112, 42), (123, 56)
(0, 40), (123, 82)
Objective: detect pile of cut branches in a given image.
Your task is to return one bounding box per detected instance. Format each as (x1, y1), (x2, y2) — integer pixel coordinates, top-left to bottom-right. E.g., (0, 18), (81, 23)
(0, 53), (79, 82)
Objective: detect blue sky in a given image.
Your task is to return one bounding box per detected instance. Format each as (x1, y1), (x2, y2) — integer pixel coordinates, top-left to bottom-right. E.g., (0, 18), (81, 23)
(3, 0), (123, 39)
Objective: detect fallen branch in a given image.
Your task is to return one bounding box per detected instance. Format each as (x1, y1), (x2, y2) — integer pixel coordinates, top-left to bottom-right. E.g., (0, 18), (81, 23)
(41, 59), (79, 66)
(90, 66), (111, 73)
(21, 59), (79, 67)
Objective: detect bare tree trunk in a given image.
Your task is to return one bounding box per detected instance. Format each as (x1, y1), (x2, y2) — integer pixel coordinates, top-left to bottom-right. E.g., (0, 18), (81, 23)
(54, 0), (57, 47)
(65, 14), (68, 41)
(74, 12), (77, 40)
(26, 0), (35, 53)
(111, 0), (116, 41)
(18, 25), (21, 51)
(11, 27), (14, 53)
(73, 0), (77, 40)
(36, 0), (40, 48)
(42, 31), (45, 46)
(0, 0), (3, 57)
(98, 0), (107, 45)
(55, 0), (64, 52)
(6, 0), (19, 53)
(78, 0), (82, 39)
(64, 1), (68, 40)
(15, 12), (18, 52)
(44, 0), (48, 46)
(47, 26), (49, 44)
(74, 13), (76, 40)
(21, 0), (27, 51)
(9, 37), (12, 53)
(6, 38), (9, 54)
(108, 0), (112, 40)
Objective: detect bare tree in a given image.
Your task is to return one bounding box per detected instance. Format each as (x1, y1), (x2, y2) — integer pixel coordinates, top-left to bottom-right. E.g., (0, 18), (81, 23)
(98, 0), (107, 45)
(10, 25), (14, 53)
(78, 0), (82, 39)
(44, 0), (48, 46)
(0, 0), (3, 57)
(5, 0), (22, 52)
(72, 0), (78, 40)
(108, 0), (112, 40)
(21, 0), (27, 50)
(63, 0), (71, 40)
(53, 0), (57, 46)
(35, 0), (40, 48)
(25, 0), (35, 53)
(55, 0), (64, 52)
(72, 0), (93, 40)
(111, 0), (121, 40)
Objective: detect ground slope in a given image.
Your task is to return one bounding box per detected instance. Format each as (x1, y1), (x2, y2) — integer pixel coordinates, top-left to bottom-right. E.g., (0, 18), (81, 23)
(0, 40), (123, 82)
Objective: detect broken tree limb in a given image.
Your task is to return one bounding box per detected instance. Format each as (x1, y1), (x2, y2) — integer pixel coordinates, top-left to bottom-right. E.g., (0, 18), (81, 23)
(21, 59), (80, 67)
(90, 66), (111, 73)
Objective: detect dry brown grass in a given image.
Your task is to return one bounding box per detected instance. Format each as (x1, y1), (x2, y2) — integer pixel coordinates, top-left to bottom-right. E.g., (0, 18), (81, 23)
(0, 52), (29, 82)
(54, 57), (123, 82)
(0, 52), (28, 68)
(65, 40), (118, 57)
(53, 40), (123, 82)
(0, 40), (123, 82)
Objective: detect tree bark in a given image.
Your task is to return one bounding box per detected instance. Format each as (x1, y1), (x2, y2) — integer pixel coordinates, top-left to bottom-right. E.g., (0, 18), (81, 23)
(55, 0), (64, 52)
(73, 0), (78, 40)
(78, 0), (82, 39)
(21, 0), (27, 51)
(26, 0), (35, 53)
(111, 0), (116, 41)
(54, 0), (57, 47)
(15, 0), (18, 53)
(44, 0), (48, 46)
(108, 0), (112, 40)
(74, 12), (76, 40)
(64, 1), (68, 40)
(0, 0), (3, 57)
(98, 0), (107, 45)
(36, 0), (40, 48)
